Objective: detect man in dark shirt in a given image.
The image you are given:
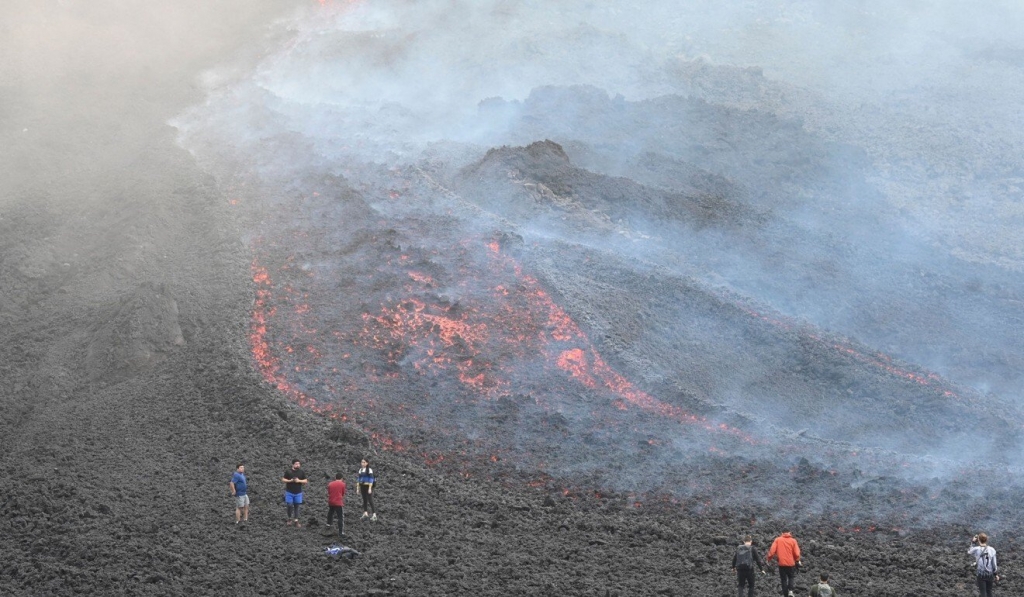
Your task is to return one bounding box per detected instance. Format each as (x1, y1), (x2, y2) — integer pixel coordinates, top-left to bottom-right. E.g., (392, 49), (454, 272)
(732, 535), (767, 597)
(281, 459), (308, 527)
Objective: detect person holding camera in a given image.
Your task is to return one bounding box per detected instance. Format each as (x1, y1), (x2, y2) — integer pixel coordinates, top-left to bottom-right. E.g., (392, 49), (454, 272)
(969, 533), (999, 597)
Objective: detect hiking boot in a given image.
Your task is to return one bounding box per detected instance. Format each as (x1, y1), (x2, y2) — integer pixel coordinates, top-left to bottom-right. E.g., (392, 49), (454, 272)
(294, 520), (302, 528)
(286, 519), (294, 527)
(361, 512), (369, 520)
(371, 514), (378, 522)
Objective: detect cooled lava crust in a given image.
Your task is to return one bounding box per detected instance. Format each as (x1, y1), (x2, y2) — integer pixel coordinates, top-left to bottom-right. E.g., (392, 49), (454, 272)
(1, 1), (1020, 595)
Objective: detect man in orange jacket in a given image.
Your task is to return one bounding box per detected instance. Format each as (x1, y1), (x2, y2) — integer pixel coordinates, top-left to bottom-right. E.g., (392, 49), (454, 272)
(766, 530), (801, 597)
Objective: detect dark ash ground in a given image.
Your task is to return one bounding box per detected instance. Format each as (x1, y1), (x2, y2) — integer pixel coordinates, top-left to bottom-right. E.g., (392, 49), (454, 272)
(1, 1), (1020, 595)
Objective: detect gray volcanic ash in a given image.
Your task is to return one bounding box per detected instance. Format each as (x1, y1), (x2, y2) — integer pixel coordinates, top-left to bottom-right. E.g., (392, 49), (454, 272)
(173, 0), (1024, 529)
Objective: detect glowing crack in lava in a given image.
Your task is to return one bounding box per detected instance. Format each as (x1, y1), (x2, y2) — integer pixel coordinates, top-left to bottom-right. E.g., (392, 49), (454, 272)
(251, 262), (321, 412)
(357, 241), (753, 442)
(247, 201), (998, 499)
(734, 301), (963, 402)
(250, 233), (754, 461)
(237, 150), (999, 519)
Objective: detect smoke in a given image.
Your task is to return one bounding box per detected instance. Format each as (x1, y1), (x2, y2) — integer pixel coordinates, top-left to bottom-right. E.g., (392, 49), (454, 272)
(0, 0), (302, 211)
(174, 0), (1024, 526)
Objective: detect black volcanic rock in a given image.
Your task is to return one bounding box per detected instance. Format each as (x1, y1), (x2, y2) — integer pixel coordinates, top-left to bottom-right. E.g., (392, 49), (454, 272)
(2, 2), (1021, 596)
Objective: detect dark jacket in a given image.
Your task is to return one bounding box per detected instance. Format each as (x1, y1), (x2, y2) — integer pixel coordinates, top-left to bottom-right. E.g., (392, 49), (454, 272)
(732, 543), (766, 571)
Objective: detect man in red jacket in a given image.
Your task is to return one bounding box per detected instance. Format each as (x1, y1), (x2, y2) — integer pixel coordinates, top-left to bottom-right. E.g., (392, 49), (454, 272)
(766, 530), (801, 597)
(326, 473), (347, 537)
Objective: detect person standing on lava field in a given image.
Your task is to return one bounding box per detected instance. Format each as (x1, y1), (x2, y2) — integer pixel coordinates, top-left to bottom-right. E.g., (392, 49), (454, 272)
(808, 573), (835, 597)
(969, 532), (999, 597)
(732, 535), (768, 597)
(281, 459), (308, 527)
(326, 472), (346, 537)
(229, 464), (249, 525)
(357, 458), (377, 521)
(766, 530), (801, 597)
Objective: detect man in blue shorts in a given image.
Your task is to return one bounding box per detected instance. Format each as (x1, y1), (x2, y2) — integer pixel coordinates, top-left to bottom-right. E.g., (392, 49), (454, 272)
(229, 463), (249, 525)
(281, 459), (308, 527)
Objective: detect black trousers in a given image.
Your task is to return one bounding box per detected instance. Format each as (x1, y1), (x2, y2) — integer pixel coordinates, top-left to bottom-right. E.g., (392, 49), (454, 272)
(736, 566), (756, 597)
(361, 489), (375, 514)
(778, 566), (797, 595)
(977, 574), (994, 597)
(327, 505), (344, 536)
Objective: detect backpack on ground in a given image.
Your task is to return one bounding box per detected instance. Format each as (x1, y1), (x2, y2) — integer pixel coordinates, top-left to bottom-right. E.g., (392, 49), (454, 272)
(325, 545), (361, 560)
(734, 544), (753, 568)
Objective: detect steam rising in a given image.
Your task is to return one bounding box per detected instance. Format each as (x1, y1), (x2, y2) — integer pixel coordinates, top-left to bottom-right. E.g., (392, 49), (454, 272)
(174, 0), (1024, 527)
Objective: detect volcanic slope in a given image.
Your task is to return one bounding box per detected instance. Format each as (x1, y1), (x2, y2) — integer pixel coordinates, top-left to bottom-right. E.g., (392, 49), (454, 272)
(238, 134), (1024, 527)
(1, 3), (1021, 597)
(1, 133), (1018, 595)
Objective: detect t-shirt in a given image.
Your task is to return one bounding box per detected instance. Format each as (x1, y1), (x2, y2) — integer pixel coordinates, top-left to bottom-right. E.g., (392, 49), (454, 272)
(328, 479), (346, 506)
(283, 468), (307, 494)
(231, 472), (247, 496)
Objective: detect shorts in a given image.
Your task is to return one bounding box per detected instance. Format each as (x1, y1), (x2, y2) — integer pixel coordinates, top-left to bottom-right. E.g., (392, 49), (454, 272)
(284, 491), (304, 505)
(234, 494), (250, 508)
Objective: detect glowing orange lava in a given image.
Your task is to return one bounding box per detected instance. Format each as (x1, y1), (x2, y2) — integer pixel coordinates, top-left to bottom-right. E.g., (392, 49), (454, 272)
(353, 240), (756, 442)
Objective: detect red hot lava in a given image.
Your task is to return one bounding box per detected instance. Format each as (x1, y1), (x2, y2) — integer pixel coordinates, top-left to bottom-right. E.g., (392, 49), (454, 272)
(355, 238), (755, 442)
(249, 225), (758, 483)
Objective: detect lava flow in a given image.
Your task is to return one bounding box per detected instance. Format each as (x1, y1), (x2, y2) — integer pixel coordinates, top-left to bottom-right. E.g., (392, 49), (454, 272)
(245, 168), (985, 498)
(357, 239), (755, 442)
(250, 224), (755, 464)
